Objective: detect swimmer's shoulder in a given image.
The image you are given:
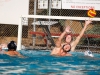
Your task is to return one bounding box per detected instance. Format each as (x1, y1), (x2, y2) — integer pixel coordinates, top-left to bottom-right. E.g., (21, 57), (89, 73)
(51, 47), (61, 55)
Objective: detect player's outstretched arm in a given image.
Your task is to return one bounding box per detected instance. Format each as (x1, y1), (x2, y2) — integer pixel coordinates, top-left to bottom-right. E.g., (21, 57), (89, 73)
(55, 26), (71, 47)
(71, 19), (92, 51)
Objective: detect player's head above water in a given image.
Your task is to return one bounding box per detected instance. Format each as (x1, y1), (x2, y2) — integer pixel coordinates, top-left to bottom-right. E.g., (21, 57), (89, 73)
(7, 41), (17, 51)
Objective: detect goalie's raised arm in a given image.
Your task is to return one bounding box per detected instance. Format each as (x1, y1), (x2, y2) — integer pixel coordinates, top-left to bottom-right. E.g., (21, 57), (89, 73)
(51, 26), (72, 56)
(71, 19), (92, 52)
(55, 26), (72, 47)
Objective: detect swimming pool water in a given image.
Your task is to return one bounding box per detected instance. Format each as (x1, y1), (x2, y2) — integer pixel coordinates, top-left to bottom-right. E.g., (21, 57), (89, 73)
(0, 50), (100, 75)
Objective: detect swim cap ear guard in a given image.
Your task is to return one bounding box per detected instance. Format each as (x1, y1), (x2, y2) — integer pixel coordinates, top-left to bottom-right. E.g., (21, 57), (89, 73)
(7, 41), (17, 50)
(62, 44), (71, 52)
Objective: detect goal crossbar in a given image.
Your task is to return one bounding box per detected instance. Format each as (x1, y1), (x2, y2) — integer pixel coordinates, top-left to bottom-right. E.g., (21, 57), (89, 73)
(21, 15), (100, 21)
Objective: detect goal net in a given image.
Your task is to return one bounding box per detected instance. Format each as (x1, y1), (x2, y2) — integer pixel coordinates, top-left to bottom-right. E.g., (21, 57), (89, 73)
(17, 15), (100, 51)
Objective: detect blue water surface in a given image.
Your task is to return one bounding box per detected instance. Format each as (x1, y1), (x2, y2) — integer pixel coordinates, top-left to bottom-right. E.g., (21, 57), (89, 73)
(0, 50), (100, 75)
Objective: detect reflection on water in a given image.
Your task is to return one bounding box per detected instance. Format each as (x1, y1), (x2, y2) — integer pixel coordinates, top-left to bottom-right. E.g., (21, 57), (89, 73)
(0, 50), (100, 75)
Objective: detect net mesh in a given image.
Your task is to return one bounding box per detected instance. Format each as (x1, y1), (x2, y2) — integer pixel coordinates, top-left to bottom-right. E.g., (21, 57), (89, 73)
(18, 15), (100, 53)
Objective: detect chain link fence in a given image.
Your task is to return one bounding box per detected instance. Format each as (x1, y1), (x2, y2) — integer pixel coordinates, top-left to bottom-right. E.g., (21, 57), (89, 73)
(0, 0), (100, 52)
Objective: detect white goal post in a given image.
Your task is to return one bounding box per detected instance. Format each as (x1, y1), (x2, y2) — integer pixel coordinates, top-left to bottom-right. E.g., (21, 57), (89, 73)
(17, 15), (100, 50)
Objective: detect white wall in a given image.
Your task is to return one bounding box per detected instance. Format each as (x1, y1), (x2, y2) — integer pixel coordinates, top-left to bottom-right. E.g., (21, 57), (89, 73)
(0, 0), (29, 25)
